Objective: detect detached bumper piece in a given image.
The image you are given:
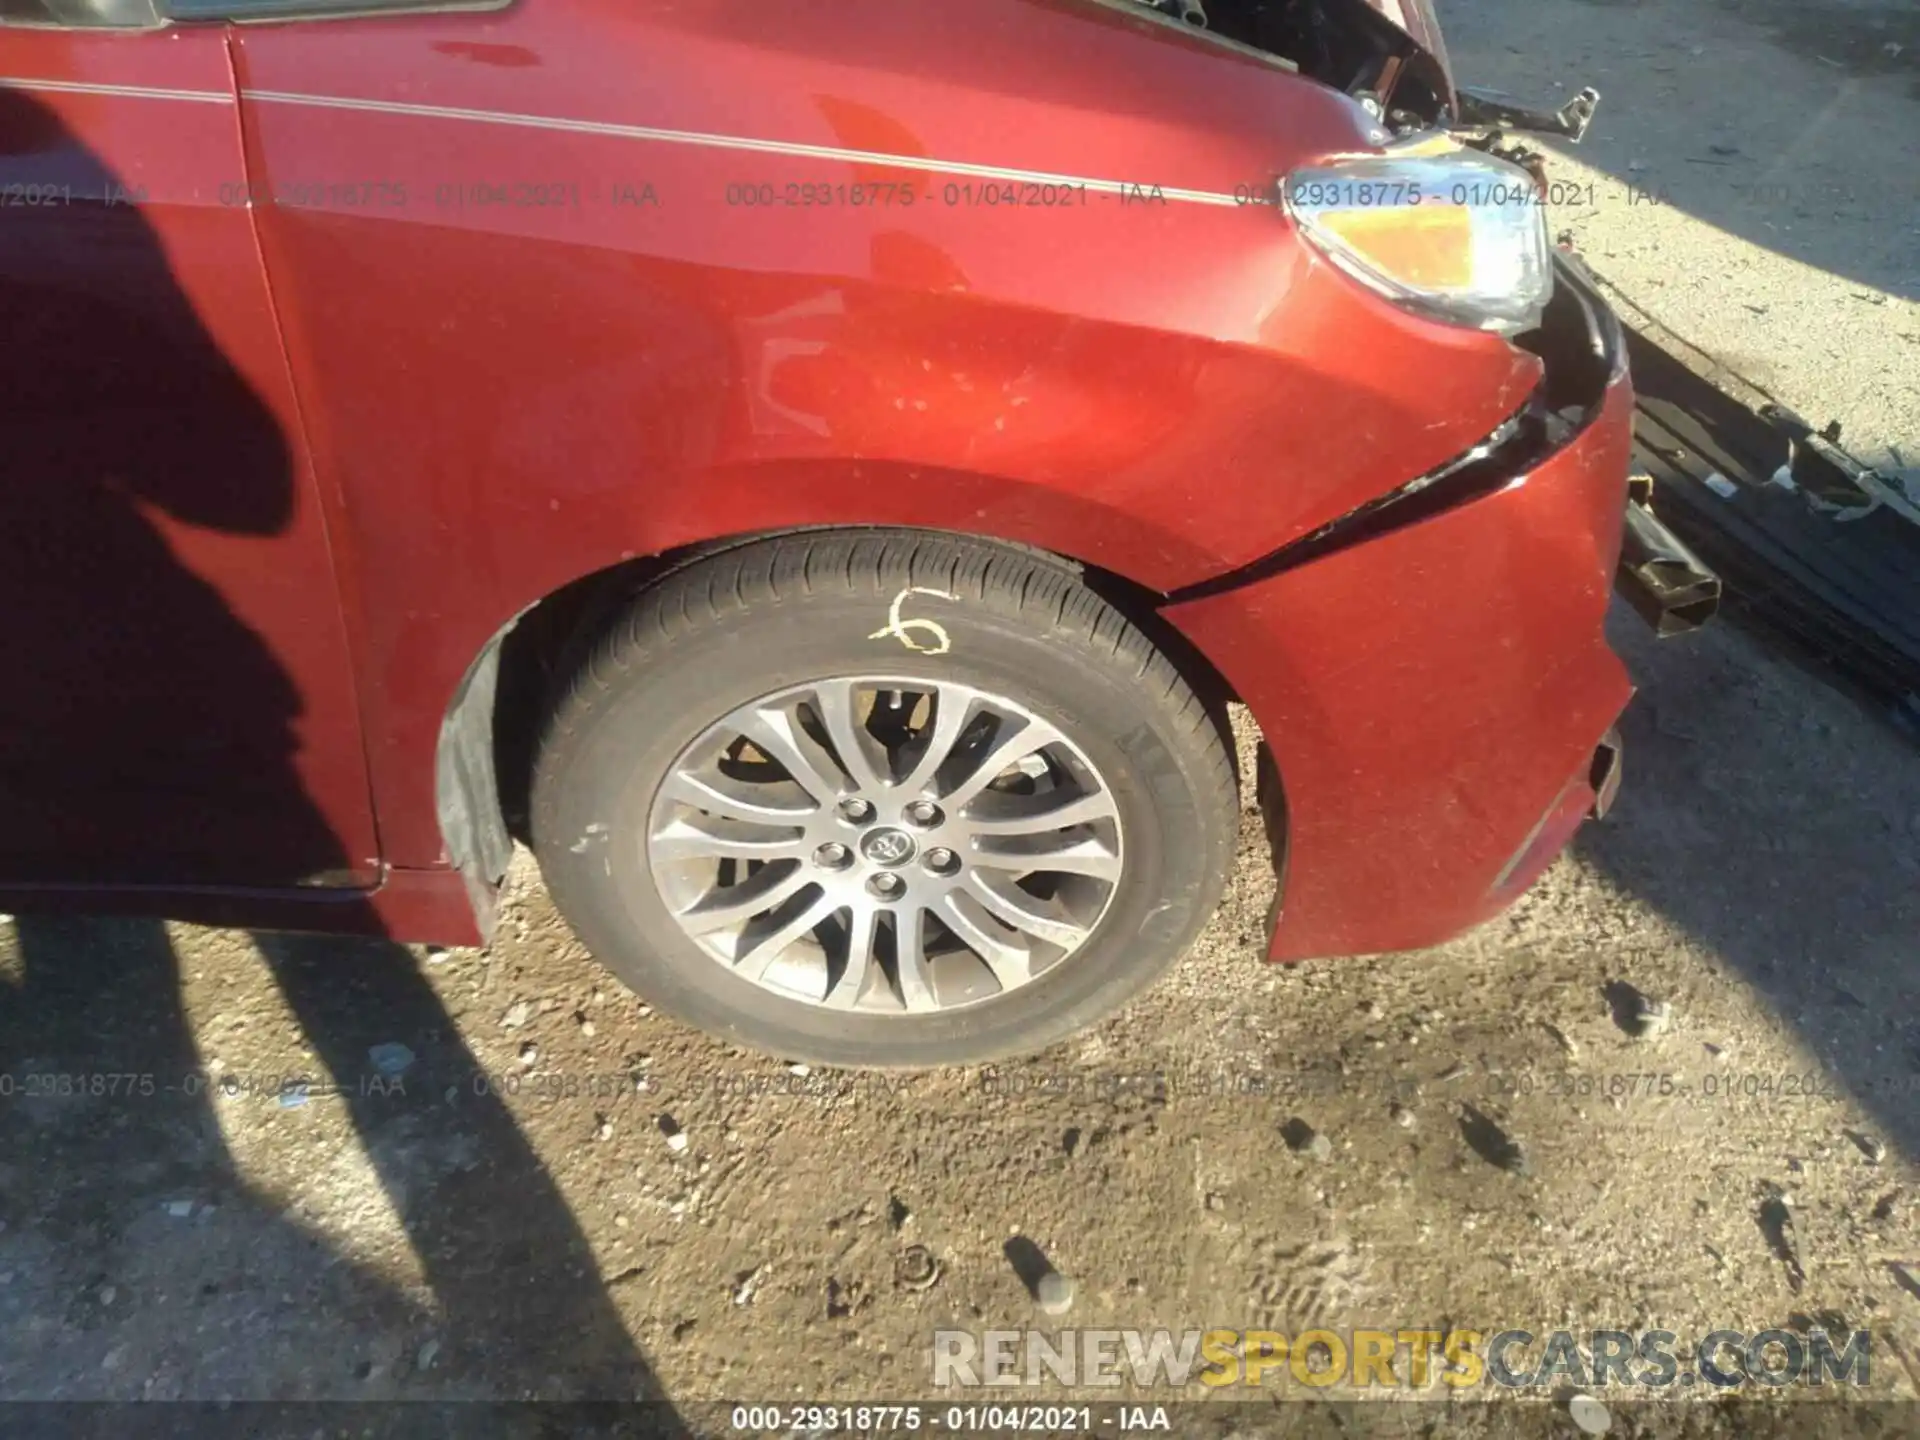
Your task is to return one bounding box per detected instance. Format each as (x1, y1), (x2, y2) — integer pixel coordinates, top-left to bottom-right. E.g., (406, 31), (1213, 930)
(1588, 726), (1624, 820)
(1615, 294), (1920, 739)
(1618, 479), (1721, 637)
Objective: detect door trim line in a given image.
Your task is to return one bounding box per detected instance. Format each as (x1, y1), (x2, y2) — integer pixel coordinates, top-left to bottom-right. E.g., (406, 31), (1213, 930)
(0, 76), (232, 104)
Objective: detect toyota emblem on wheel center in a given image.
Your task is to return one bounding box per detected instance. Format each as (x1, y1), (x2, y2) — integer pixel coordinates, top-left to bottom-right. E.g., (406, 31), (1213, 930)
(860, 828), (917, 867)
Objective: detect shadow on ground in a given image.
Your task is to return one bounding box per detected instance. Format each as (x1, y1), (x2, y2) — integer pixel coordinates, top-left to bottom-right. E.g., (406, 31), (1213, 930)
(0, 919), (663, 1415)
(1573, 609), (1920, 1158)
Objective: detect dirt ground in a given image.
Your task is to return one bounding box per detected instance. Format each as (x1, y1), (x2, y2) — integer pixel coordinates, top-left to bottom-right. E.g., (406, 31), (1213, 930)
(3, 0), (1918, 1434)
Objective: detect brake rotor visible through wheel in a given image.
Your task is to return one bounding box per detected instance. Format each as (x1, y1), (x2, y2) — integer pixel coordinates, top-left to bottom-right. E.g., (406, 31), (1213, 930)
(647, 677), (1123, 1014)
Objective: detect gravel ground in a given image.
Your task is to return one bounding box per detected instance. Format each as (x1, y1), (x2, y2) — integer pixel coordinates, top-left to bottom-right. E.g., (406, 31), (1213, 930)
(3, 0), (1918, 1431)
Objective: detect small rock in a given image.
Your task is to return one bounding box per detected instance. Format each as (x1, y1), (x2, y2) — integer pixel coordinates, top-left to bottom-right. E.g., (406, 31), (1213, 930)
(98, 1285), (117, 1306)
(787, 1063), (811, 1077)
(578, 1018), (597, 1039)
(163, 1200), (194, 1219)
(596, 1116), (615, 1142)
(1358, 999), (1382, 1019)
(416, 1339), (440, 1371)
(1460, 1105), (1531, 1177)
(1545, 1023), (1579, 1058)
(659, 1115), (689, 1151)
(500, 1001), (532, 1030)
(733, 1264), (766, 1306)
(1606, 981), (1671, 1038)
(518, 1042), (539, 1069)
(1036, 1271), (1075, 1316)
(368, 1042), (416, 1079)
(1390, 1102), (1417, 1130)
(1282, 1119), (1334, 1161)
(1205, 1192), (1226, 1212)
(424, 946), (451, 965)
(1848, 1131), (1887, 1165)
(1567, 1392), (1611, 1436)
(1062, 1127), (1083, 1158)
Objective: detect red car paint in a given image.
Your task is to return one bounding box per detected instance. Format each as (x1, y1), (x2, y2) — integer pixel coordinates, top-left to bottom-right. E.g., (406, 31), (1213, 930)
(0, 0), (1629, 961)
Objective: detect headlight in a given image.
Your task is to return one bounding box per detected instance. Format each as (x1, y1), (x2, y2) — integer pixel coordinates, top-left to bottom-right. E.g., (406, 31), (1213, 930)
(1282, 140), (1553, 335)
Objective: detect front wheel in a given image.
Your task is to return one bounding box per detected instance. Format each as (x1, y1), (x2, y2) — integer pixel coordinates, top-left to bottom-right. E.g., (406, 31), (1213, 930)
(530, 532), (1236, 1067)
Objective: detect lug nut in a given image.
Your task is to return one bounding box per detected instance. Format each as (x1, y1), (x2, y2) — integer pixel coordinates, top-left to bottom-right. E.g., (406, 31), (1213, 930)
(814, 842), (852, 870)
(923, 847), (959, 875)
(903, 800), (944, 827)
(867, 872), (905, 901)
(838, 797), (876, 825)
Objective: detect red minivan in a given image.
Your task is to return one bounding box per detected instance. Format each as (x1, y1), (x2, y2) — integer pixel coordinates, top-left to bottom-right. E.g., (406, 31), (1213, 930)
(1, 0), (1639, 1064)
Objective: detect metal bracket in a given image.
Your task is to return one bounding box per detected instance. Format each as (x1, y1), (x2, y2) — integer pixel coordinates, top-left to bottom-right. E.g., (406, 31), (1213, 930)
(1455, 85), (1601, 143)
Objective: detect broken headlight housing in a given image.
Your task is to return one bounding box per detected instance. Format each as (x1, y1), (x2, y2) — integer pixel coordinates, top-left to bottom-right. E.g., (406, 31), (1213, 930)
(1282, 138), (1553, 336)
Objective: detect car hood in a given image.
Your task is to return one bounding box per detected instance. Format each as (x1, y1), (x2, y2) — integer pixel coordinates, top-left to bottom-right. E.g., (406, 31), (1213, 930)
(1362, 0), (1449, 68)
(1355, 0), (1456, 97)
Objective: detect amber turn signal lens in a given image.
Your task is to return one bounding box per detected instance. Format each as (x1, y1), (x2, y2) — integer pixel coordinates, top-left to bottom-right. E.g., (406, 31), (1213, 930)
(1284, 142), (1552, 334)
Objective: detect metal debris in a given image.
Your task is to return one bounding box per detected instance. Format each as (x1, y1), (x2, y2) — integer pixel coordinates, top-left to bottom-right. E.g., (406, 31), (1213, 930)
(895, 1244), (941, 1292)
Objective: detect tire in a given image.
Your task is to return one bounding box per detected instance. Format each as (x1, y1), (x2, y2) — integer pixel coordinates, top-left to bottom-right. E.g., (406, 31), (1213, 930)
(530, 531), (1236, 1067)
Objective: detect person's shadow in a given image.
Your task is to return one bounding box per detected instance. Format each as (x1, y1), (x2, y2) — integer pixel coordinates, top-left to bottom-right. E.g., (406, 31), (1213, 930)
(0, 85), (663, 1416)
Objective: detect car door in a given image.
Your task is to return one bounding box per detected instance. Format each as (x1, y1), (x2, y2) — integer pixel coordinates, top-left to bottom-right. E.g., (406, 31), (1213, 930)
(0, 10), (381, 889)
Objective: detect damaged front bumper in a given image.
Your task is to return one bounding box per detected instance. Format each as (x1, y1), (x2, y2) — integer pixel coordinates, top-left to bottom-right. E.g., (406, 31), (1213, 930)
(1164, 256), (1650, 961)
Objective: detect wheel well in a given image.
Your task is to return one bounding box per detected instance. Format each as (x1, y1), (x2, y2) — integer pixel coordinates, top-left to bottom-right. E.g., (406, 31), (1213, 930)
(435, 526), (1244, 915)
